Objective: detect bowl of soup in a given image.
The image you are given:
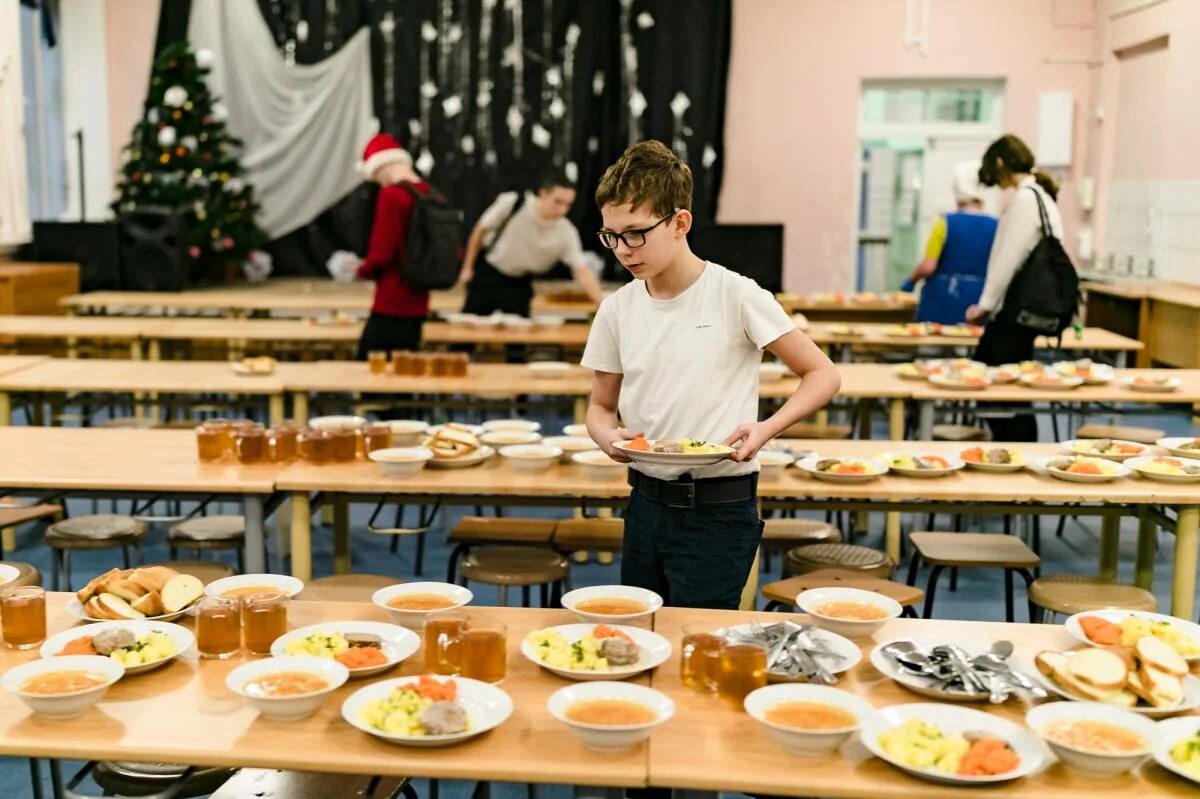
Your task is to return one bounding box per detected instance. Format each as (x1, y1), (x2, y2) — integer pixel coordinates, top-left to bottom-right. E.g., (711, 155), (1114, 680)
(388, 420), (431, 447)
(227, 656), (349, 721)
(2, 655), (124, 718)
(547, 681), (674, 752)
(1026, 702), (1156, 776)
(499, 444), (563, 473)
(744, 684), (877, 755)
(372, 582), (473, 628)
(561, 586), (663, 623)
(206, 573), (305, 600)
(795, 587), (901, 640)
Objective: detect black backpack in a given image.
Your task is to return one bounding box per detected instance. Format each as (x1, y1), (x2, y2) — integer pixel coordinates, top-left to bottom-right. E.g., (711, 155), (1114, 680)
(998, 187), (1080, 335)
(396, 182), (464, 291)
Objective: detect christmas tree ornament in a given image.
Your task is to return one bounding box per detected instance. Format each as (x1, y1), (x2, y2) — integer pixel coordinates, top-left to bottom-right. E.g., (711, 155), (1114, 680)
(195, 49), (215, 68)
(181, 136), (198, 150)
(147, 109), (159, 124)
(189, 246), (201, 259)
(163, 85), (188, 107)
(211, 103), (228, 122)
(157, 126), (177, 147)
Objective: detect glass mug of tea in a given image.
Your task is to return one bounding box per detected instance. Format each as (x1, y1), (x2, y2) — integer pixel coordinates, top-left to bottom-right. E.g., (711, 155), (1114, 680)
(717, 638), (767, 707)
(424, 610), (467, 675)
(680, 622), (724, 693)
(1, 586), (47, 650)
(429, 614), (507, 683)
(196, 595), (241, 659)
(241, 591), (288, 655)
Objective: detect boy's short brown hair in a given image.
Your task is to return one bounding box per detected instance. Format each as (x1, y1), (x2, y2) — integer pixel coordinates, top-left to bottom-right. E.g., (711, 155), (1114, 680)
(595, 140), (693, 217)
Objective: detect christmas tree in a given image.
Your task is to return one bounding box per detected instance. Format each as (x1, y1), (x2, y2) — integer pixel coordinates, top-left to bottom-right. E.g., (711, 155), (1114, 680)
(111, 42), (264, 268)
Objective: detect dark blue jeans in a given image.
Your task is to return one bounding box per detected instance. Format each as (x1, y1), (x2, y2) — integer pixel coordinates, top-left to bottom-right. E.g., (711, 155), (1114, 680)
(621, 491), (764, 609)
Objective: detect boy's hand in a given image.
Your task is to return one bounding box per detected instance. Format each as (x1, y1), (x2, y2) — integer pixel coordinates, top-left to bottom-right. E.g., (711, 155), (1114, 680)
(723, 422), (774, 462)
(597, 428), (643, 463)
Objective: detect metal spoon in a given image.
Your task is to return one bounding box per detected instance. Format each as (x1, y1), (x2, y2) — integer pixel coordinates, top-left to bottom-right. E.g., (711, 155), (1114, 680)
(932, 645), (990, 694)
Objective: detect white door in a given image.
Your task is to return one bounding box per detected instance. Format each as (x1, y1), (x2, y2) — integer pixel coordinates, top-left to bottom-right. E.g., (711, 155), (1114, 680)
(916, 135), (998, 252)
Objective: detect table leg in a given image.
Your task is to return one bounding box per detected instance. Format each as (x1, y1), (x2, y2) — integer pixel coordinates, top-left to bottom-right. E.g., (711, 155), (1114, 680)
(1114, 350), (1128, 369)
(1171, 506), (1199, 619)
(290, 492), (313, 580)
(293, 392), (309, 424)
(573, 397), (586, 424)
(147, 339), (161, 361)
(0, 391), (10, 425)
(885, 512), (901, 564)
(243, 495), (266, 573)
(1134, 510), (1156, 591)
(1, 526), (14, 552)
(888, 398), (905, 440)
(1099, 515), (1121, 581)
(916, 400), (934, 440)
(333, 497), (350, 575)
(268, 394), (285, 426)
(856, 400), (872, 439)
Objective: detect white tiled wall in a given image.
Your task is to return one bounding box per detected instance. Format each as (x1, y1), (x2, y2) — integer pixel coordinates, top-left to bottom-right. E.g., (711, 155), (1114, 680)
(1105, 180), (1200, 284)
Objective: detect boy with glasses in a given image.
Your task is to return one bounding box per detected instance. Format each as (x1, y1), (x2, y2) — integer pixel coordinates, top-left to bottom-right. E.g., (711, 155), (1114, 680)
(581, 140), (841, 609)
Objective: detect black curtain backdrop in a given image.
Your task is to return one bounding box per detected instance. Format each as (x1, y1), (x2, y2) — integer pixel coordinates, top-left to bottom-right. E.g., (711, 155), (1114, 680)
(153, 1), (731, 279)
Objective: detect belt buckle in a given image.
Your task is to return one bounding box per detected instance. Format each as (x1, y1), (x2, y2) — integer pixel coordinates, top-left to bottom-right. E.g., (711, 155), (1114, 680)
(665, 481), (696, 509)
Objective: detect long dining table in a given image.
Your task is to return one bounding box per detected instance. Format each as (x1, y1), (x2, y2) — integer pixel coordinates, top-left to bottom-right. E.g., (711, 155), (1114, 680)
(0, 595), (1194, 797)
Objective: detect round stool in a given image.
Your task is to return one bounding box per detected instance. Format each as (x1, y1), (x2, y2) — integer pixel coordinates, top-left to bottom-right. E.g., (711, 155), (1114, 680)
(460, 546), (570, 607)
(90, 761), (235, 798)
(169, 515), (248, 573)
(761, 519), (840, 573)
(301, 574), (398, 603)
(151, 560), (236, 586)
(784, 543), (893, 579)
(1029, 574), (1157, 622)
(46, 515), (147, 591)
(0, 561), (42, 590)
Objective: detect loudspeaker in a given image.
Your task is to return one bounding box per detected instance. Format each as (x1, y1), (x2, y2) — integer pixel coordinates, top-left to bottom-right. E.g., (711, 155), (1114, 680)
(31, 221), (123, 291)
(119, 207), (193, 292)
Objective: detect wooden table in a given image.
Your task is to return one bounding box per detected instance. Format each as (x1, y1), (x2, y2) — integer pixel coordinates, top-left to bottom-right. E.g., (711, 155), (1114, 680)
(910, 368), (1200, 439)
(0, 358), (287, 425)
(0, 596), (647, 788)
(0, 428), (279, 572)
(650, 608), (1197, 797)
(778, 293), (917, 324)
(0, 356), (46, 378)
(1084, 281), (1200, 368)
(0, 262), (79, 315)
(421, 321), (591, 349)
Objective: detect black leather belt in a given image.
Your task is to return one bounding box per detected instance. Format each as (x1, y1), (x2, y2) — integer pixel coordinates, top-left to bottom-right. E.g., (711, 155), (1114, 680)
(628, 470), (757, 508)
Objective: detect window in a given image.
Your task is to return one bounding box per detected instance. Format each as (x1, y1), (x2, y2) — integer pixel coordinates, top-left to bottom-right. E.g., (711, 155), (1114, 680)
(861, 82), (1003, 126)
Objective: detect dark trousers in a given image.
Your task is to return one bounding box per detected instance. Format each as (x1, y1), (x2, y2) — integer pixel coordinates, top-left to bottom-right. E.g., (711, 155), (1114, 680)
(974, 315), (1040, 442)
(462, 258), (534, 318)
(621, 491), (763, 609)
(355, 313), (424, 360)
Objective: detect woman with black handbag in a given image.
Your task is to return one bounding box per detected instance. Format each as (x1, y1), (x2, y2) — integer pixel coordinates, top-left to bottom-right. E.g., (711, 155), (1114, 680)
(966, 134), (1067, 441)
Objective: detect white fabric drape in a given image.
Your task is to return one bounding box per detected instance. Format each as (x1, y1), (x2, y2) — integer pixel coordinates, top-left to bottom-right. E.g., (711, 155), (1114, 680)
(188, 0), (375, 240)
(0, 1), (32, 247)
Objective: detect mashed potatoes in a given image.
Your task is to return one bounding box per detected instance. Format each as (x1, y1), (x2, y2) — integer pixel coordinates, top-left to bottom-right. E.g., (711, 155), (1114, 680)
(285, 631), (350, 659)
(1119, 616), (1200, 658)
(107, 632), (175, 667)
(879, 718), (971, 774)
(525, 629), (610, 672)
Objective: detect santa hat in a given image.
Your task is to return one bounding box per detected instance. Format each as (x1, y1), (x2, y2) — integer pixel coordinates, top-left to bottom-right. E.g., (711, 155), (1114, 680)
(358, 133), (412, 179)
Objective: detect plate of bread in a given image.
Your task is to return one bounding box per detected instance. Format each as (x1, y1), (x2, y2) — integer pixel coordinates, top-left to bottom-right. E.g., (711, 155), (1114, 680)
(70, 565), (205, 623)
(232, 356), (276, 376)
(422, 424), (494, 468)
(1028, 641), (1200, 718)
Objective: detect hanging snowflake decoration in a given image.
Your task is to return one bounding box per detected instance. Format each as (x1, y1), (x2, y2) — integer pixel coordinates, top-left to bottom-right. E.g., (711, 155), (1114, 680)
(180, 135), (198, 151)
(295, 20), (309, 42)
(506, 106), (525, 139)
(629, 90), (647, 118)
(163, 86), (188, 108)
(157, 126), (178, 147)
(378, 14), (395, 35)
(442, 95), (463, 118)
(195, 49), (215, 69)
(226, 177), (245, 194)
(409, 120), (423, 139)
(545, 67), (561, 88)
(588, 136), (599, 153)
(593, 72), (605, 96)
(702, 145), (718, 169)
(531, 123), (551, 149)
(637, 12), (655, 29)
(211, 102), (229, 122)
(476, 84), (493, 109)
(671, 92), (692, 118)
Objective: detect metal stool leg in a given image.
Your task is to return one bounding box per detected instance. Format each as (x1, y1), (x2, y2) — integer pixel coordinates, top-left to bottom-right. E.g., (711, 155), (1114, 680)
(922, 565), (944, 619)
(498, 585), (508, 607)
(1004, 569), (1015, 623)
(905, 550), (921, 586)
(28, 759), (43, 799)
(521, 585), (531, 607)
(62, 550), (72, 592)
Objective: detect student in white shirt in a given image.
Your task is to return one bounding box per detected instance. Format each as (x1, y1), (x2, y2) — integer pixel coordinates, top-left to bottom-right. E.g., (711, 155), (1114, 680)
(581, 141), (841, 609)
(966, 134), (1064, 441)
(458, 169), (604, 318)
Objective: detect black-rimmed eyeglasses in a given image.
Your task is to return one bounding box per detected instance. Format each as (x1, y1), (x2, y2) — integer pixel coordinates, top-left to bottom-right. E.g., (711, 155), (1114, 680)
(597, 210), (678, 250)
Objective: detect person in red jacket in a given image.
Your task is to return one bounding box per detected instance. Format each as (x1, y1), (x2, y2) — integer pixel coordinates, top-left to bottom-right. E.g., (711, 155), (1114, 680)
(353, 133), (431, 359)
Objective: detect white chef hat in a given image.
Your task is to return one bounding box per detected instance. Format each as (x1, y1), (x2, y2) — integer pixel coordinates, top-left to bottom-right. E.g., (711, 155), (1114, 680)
(952, 160), (984, 203)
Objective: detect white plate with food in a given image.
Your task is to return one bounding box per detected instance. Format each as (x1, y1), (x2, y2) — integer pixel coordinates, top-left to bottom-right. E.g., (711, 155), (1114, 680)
(861, 703), (1042, 785)
(869, 635), (1001, 703)
(1053, 360), (1115, 385)
(1062, 438), (1148, 461)
(542, 436), (599, 463)
(927, 373), (992, 391)
(986, 365), (1021, 384)
(894, 363), (925, 381)
(1123, 375), (1182, 393)
(1153, 716), (1200, 785)
(41, 620), (194, 676)
(0, 563), (21, 589)
(938, 325), (981, 339)
(756, 450), (794, 478)
(1127, 455), (1200, 483)
(796, 456), (888, 484)
(427, 445), (495, 469)
(1025, 644), (1200, 718)
(1156, 436), (1200, 458)
(205, 573), (304, 600)
(798, 587), (901, 640)
(342, 675), (513, 747)
(231, 356), (276, 376)
(479, 430), (542, 447)
(959, 446), (1025, 473)
(1065, 610), (1200, 662)
(882, 452), (965, 478)
(1019, 373), (1084, 390)
(522, 624), (671, 681)
(271, 621), (420, 678)
(560, 586), (663, 624)
(1035, 455), (1131, 483)
(71, 566), (204, 623)
(572, 450), (627, 480)
(227, 655), (349, 721)
(481, 419), (541, 433)
(612, 437), (734, 466)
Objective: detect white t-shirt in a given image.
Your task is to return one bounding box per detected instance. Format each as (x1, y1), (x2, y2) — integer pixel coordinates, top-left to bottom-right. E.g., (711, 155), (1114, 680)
(581, 262), (795, 480)
(978, 177), (1065, 314)
(477, 191), (585, 278)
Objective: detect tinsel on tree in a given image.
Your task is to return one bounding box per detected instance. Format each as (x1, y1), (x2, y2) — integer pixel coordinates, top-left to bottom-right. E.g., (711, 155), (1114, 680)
(111, 42), (264, 264)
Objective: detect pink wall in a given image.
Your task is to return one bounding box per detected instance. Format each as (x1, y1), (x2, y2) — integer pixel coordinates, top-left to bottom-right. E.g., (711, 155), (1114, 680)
(105, 0), (161, 185)
(719, 0), (1096, 292)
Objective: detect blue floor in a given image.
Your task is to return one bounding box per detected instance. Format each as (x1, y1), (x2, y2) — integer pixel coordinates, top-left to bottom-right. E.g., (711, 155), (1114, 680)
(3, 401), (1197, 798)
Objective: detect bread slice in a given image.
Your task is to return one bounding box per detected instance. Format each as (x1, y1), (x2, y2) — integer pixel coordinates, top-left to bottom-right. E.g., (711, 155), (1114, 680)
(1036, 651), (1111, 701)
(1136, 635), (1188, 677)
(98, 592), (145, 621)
(1140, 664), (1185, 707)
(106, 578), (149, 602)
(1102, 689), (1139, 708)
(1106, 645), (1138, 673)
(160, 574), (203, 613)
(77, 567), (125, 604)
(128, 565), (177, 595)
(1034, 650), (1068, 678)
(84, 595), (111, 620)
(130, 591), (164, 617)
(1068, 647), (1128, 690)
